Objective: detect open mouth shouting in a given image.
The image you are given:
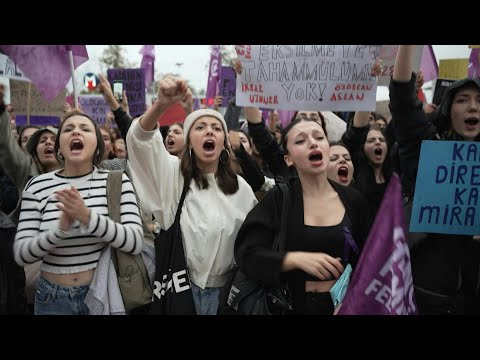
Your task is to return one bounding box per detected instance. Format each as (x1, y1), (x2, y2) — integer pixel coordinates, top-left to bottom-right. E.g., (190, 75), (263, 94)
(308, 150), (323, 167)
(465, 118), (480, 131)
(337, 166), (349, 183)
(69, 139), (84, 155)
(44, 147), (55, 156)
(202, 139), (216, 155)
(166, 138), (175, 148)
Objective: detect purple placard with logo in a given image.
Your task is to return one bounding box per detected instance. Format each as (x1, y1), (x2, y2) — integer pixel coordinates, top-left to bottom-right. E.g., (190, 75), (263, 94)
(107, 68), (145, 118)
(219, 66), (236, 107)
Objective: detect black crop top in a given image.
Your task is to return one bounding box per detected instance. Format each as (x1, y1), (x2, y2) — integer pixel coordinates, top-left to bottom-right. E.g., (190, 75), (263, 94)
(296, 212), (350, 281)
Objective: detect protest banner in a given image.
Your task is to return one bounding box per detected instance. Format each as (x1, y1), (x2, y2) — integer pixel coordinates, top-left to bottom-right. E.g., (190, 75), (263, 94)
(218, 66), (236, 107)
(235, 45), (381, 112)
(79, 95), (110, 126)
(377, 45), (424, 86)
(107, 68), (145, 118)
(410, 141), (480, 235)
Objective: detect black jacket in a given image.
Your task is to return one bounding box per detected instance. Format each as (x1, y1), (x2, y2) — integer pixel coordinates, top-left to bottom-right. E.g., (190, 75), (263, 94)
(342, 125), (392, 215)
(234, 177), (372, 312)
(248, 121), (290, 182)
(389, 74), (480, 313)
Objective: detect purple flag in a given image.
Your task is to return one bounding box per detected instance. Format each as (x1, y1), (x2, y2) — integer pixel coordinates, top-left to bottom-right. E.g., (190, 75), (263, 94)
(277, 110), (296, 128)
(206, 45), (221, 106)
(468, 48), (480, 79)
(420, 45), (438, 83)
(140, 45), (155, 89)
(0, 45), (88, 102)
(260, 108), (271, 121)
(338, 174), (417, 315)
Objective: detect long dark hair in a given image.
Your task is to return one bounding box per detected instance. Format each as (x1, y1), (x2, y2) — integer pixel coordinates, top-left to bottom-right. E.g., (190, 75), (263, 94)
(180, 138), (239, 195)
(17, 125), (40, 149)
(54, 110), (105, 167)
(363, 123), (392, 181)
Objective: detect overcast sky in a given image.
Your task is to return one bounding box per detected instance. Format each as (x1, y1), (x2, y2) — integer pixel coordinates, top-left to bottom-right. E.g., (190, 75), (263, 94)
(78, 45), (473, 101)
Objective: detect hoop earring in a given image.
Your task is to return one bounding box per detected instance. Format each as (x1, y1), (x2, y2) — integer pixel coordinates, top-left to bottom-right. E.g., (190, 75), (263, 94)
(220, 148), (230, 165)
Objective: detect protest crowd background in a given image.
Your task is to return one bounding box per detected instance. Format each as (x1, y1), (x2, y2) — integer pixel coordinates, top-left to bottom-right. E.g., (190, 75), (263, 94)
(0, 44), (479, 315)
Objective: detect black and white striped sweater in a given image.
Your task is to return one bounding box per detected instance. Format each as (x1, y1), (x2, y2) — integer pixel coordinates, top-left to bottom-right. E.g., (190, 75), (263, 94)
(14, 167), (143, 274)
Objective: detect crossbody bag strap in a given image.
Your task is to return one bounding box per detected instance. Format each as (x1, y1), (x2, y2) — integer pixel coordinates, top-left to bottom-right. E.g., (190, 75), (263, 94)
(106, 170), (124, 272)
(173, 181), (190, 225)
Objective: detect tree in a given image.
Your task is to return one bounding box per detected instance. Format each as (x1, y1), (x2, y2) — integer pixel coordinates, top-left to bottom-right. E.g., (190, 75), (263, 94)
(99, 45), (131, 70)
(219, 45), (236, 66)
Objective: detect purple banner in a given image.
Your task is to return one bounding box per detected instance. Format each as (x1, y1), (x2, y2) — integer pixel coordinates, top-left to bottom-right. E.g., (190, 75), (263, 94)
(219, 66), (236, 107)
(107, 68), (145, 118)
(420, 45), (438, 83)
(206, 45), (221, 105)
(0, 45), (88, 101)
(140, 45), (155, 90)
(16, 115), (60, 127)
(193, 98), (201, 111)
(338, 174), (417, 315)
(79, 95), (110, 126)
(260, 108), (271, 122)
(468, 48), (480, 79)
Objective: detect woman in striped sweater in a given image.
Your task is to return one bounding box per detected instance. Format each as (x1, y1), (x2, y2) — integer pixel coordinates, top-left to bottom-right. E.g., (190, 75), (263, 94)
(14, 111), (144, 315)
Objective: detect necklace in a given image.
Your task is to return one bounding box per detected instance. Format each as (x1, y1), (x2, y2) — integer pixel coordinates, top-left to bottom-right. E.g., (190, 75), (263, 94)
(61, 167), (94, 199)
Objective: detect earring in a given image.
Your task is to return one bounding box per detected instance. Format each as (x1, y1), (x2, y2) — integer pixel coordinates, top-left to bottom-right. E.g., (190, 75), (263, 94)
(189, 148), (193, 158)
(57, 151), (64, 160)
(220, 148), (230, 165)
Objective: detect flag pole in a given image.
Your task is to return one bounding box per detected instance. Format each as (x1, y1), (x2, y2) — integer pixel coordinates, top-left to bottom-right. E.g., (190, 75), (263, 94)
(68, 50), (78, 109)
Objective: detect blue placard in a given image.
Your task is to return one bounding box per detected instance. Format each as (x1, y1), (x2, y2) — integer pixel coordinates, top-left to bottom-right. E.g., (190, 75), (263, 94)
(410, 140), (480, 235)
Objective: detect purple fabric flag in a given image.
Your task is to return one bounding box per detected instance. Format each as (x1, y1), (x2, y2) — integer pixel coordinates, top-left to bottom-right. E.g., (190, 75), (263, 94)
(0, 45), (88, 102)
(140, 45), (155, 89)
(338, 174), (417, 315)
(206, 45), (221, 105)
(277, 110), (296, 128)
(468, 48), (480, 79)
(420, 45), (438, 83)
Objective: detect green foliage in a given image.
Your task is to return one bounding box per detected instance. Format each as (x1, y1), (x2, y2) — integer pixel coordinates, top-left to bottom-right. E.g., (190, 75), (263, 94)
(99, 45), (130, 69)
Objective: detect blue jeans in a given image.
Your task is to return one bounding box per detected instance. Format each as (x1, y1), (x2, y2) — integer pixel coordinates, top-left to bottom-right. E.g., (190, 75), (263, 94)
(191, 282), (221, 315)
(35, 277), (90, 315)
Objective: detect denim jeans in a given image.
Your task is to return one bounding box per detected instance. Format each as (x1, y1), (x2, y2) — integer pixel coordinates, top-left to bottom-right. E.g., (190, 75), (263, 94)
(191, 282), (221, 315)
(35, 277), (90, 315)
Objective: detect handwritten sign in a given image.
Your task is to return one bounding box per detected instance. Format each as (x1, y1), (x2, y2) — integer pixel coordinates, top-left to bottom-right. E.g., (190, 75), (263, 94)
(0, 53), (29, 81)
(439, 59), (469, 80)
(235, 45), (381, 112)
(377, 45), (424, 86)
(218, 66), (236, 107)
(78, 95), (110, 126)
(410, 141), (480, 235)
(10, 79), (65, 118)
(107, 68), (145, 118)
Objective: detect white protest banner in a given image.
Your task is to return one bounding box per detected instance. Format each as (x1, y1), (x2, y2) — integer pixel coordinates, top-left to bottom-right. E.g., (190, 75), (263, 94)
(79, 95), (110, 126)
(0, 53), (30, 81)
(377, 45), (424, 86)
(235, 45), (381, 112)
